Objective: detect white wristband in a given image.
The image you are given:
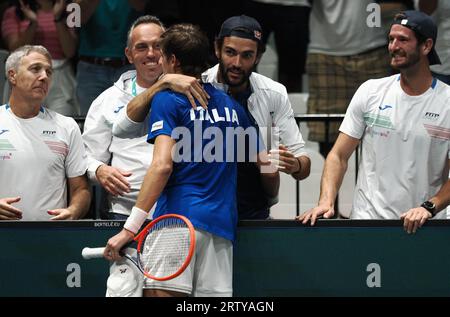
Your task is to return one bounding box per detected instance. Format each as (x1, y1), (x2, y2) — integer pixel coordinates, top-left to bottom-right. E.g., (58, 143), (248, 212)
(124, 206), (148, 234)
(111, 109), (142, 138)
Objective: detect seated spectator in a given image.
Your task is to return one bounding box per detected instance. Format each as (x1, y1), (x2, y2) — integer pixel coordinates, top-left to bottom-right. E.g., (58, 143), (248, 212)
(1, 0), (79, 116)
(0, 45), (90, 220)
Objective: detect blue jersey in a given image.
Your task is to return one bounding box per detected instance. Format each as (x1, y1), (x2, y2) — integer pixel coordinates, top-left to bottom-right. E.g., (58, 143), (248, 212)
(147, 83), (260, 242)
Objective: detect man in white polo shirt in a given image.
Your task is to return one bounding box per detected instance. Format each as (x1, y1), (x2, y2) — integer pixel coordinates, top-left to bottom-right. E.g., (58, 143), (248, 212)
(0, 45), (90, 220)
(82, 15), (209, 220)
(299, 11), (450, 234)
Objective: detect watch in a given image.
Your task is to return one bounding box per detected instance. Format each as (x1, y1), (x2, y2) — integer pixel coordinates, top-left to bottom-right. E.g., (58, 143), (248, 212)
(421, 200), (437, 216)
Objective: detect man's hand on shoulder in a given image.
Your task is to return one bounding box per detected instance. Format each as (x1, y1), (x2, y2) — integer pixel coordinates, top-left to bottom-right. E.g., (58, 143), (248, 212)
(161, 74), (210, 110)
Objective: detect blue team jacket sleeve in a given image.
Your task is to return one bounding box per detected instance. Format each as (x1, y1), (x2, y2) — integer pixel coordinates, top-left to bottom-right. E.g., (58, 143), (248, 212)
(147, 91), (180, 144)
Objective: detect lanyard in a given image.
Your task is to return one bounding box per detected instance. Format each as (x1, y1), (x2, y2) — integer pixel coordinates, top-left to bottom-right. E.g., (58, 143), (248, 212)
(131, 77), (137, 97)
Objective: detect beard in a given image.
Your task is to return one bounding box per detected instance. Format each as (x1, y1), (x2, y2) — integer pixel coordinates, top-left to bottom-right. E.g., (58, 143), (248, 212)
(218, 59), (256, 88)
(390, 47), (421, 70)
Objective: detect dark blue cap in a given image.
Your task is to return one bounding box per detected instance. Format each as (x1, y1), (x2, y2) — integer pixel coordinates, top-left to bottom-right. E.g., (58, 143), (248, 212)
(217, 15), (263, 43)
(392, 10), (441, 65)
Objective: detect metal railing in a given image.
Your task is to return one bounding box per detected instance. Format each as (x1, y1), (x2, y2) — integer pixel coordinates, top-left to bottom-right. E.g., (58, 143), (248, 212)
(293, 114), (361, 216)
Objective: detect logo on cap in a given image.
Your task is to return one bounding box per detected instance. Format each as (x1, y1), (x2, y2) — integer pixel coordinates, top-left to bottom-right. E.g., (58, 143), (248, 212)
(218, 15), (263, 43)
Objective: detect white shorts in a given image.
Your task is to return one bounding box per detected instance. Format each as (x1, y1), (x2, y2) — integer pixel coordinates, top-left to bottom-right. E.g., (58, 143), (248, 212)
(143, 229), (233, 297)
(106, 248), (143, 297)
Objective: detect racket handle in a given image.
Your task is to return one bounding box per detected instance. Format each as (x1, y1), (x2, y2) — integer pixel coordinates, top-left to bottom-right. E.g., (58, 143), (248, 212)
(82, 247), (105, 259)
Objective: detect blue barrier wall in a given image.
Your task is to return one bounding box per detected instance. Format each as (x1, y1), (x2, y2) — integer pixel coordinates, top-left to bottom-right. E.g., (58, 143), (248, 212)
(0, 220), (448, 296)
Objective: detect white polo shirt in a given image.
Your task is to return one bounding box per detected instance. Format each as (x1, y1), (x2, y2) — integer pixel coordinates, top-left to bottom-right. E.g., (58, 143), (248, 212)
(82, 70), (155, 217)
(0, 105), (87, 220)
(340, 75), (450, 219)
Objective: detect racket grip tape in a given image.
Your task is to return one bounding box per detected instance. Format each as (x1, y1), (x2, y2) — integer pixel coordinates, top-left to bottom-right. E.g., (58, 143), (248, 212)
(82, 241), (134, 259)
(81, 247), (105, 259)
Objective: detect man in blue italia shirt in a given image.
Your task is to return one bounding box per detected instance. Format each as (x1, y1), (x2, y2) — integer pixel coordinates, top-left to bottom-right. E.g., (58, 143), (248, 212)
(104, 24), (278, 297)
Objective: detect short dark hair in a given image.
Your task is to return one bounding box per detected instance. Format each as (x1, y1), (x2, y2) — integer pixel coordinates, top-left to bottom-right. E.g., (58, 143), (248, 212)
(127, 15), (165, 49)
(159, 23), (210, 77)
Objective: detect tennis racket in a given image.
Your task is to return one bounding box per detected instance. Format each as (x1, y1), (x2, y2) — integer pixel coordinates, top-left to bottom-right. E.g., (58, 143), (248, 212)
(82, 213), (196, 281)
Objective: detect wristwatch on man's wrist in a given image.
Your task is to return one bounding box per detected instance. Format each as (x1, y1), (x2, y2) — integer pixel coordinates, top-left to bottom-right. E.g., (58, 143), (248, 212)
(421, 200), (437, 217)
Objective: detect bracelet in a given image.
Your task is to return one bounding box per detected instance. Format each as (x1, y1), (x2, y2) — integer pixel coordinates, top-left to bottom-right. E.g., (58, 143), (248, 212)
(124, 206), (148, 234)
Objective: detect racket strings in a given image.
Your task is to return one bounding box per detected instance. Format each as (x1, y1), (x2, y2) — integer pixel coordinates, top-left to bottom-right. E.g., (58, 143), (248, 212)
(139, 218), (192, 278)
